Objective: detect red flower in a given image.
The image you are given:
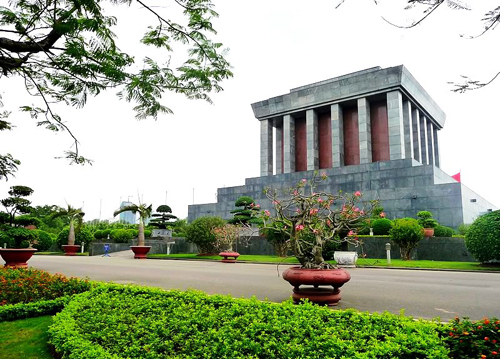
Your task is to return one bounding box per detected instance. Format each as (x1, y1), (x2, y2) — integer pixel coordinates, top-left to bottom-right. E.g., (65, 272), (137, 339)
(484, 319), (490, 325)
(485, 337), (490, 341)
(492, 351), (498, 355)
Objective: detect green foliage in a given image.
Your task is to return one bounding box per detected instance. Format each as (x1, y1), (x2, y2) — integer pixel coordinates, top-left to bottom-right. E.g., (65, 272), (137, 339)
(32, 230), (54, 251)
(465, 210), (500, 263)
(172, 219), (188, 237)
(0, 267), (91, 306)
(260, 221), (289, 257)
(228, 196), (262, 225)
(442, 317), (500, 358)
(185, 216), (225, 254)
(29, 205), (68, 234)
(234, 196), (254, 207)
(390, 218), (424, 260)
(0, 297), (70, 322)
(0, 185), (34, 224)
(109, 229), (135, 243)
(0, 227), (37, 248)
(372, 206), (384, 218)
(458, 223), (471, 236)
(56, 226), (93, 248)
(149, 204), (178, 229)
(14, 215), (42, 228)
(48, 284), (449, 359)
(417, 211), (438, 229)
(372, 218), (393, 235)
(433, 225), (455, 238)
(144, 229), (152, 238)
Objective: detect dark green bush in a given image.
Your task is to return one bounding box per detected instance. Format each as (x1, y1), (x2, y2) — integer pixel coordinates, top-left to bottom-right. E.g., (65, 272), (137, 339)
(56, 226), (93, 249)
(417, 211), (438, 228)
(33, 230), (54, 251)
(0, 296), (70, 322)
(110, 229), (134, 243)
(372, 218), (393, 235)
(49, 285), (449, 359)
(433, 225), (455, 238)
(14, 215), (42, 228)
(144, 229), (152, 238)
(185, 216), (225, 254)
(0, 227), (37, 248)
(93, 230), (105, 239)
(465, 210), (500, 263)
(390, 218), (424, 260)
(260, 222), (289, 257)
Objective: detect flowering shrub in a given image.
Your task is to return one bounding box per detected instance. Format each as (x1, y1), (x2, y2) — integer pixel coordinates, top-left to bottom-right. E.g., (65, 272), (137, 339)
(444, 317), (500, 358)
(211, 223), (243, 252)
(261, 172), (377, 269)
(0, 267), (91, 305)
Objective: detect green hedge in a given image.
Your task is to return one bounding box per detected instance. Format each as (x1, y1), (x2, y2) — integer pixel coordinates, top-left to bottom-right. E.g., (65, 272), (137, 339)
(0, 296), (70, 322)
(466, 210), (500, 262)
(49, 284), (449, 359)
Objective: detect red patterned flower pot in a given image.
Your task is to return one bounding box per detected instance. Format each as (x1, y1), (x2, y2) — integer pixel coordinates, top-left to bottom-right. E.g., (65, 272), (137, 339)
(0, 248), (37, 268)
(219, 251), (240, 263)
(130, 246), (151, 259)
(282, 266), (351, 306)
(423, 228), (434, 237)
(62, 245), (81, 256)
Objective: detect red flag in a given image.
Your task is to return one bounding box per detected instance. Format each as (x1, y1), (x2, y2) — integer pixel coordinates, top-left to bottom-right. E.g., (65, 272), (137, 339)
(452, 172), (461, 183)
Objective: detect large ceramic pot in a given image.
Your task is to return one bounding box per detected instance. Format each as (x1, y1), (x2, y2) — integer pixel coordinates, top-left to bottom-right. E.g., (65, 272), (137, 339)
(130, 246), (151, 259)
(334, 251), (358, 268)
(62, 244), (81, 256)
(219, 251), (240, 263)
(282, 266), (351, 306)
(423, 228), (434, 237)
(0, 248), (37, 268)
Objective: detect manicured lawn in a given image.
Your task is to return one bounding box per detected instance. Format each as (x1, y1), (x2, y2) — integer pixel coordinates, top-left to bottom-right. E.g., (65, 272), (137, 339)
(149, 253), (500, 271)
(34, 251), (89, 256)
(0, 316), (53, 359)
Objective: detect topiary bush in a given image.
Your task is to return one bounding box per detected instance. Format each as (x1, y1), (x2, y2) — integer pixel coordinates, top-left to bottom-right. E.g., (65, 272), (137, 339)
(0, 227), (37, 248)
(110, 229), (134, 243)
(390, 218), (424, 260)
(48, 284), (450, 359)
(465, 210), (500, 263)
(56, 226), (93, 249)
(417, 211), (438, 229)
(33, 230), (54, 251)
(372, 218), (393, 235)
(433, 225), (455, 238)
(185, 216), (225, 254)
(144, 229), (152, 238)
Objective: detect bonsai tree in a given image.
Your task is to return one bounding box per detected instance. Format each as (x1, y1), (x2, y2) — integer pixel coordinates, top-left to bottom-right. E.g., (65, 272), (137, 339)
(465, 210), (500, 263)
(1, 185), (34, 226)
(261, 172), (377, 269)
(389, 218), (424, 260)
(416, 211), (438, 229)
(228, 196), (262, 225)
(50, 206), (85, 246)
(113, 203), (152, 246)
(149, 205), (178, 229)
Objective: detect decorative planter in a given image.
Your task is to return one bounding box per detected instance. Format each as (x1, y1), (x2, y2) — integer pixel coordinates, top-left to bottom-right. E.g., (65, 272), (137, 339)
(423, 228), (434, 237)
(0, 248), (37, 268)
(219, 251), (240, 263)
(62, 245), (81, 256)
(130, 246), (151, 259)
(334, 251), (359, 268)
(282, 267), (351, 306)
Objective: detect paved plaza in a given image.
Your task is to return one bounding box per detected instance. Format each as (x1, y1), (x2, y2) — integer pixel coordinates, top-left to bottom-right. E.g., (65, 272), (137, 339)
(29, 253), (500, 321)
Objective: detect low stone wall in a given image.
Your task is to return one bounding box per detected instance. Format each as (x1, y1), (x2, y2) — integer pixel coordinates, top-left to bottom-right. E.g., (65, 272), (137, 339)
(348, 236), (476, 262)
(89, 238), (192, 256)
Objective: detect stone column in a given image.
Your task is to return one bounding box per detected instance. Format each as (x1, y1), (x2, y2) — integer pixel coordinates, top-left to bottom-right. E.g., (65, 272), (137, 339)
(283, 114), (295, 173)
(275, 119), (283, 174)
(306, 109), (319, 171)
(433, 126), (440, 168)
(387, 91), (406, 160)
(357, 98), (372, 164)
(331, 104), (344, 168)
(260, 119), (273, 176)
(419, 114), (429, 165)
(402, 100), (414, 160)
(427, 120), (435, 166)
(411, 107), (421, 163)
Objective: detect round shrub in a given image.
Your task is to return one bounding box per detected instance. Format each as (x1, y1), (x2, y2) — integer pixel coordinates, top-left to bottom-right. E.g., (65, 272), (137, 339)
(33, 230), (55, 251)
(417, 211), (438, 229)
(185, 216), (225, 254)
(110, 229), (134, 243)
(372, 218), (393, 235)
(93, 230), (105, 240)
(433, 225), (455, 238)
(389, 218), (424, 260)
(144, 229), (152, 238)
(129, 229), (139, 238)
(465, 210), (500, 263)
(56, 226), (94, 249)
(0, 227), (37, 248)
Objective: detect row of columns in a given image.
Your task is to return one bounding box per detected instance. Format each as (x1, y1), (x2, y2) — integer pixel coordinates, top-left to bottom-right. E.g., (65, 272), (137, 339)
(260, 90), (440, 177)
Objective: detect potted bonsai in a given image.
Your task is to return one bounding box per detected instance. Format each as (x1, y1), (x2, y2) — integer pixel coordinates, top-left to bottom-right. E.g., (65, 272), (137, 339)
(113, 202), (152, 259)
(212, 223), (242, 263)
(51, 205), (85, 256)
(417, 211), (438, 237)
(260, 172), (376, 305)
(149, 205), (177, 238)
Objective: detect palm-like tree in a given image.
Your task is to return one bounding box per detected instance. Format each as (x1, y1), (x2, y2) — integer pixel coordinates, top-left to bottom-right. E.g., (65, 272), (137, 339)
(113, 203), (152, 246)
(51, 205), (85, 246)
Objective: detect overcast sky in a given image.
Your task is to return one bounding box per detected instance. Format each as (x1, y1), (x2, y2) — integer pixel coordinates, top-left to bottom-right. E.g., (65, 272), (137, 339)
(1, 0), (498, 223)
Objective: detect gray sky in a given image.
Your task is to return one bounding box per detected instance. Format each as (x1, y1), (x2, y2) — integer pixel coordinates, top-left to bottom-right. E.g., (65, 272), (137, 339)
(1, 0), (498, 222)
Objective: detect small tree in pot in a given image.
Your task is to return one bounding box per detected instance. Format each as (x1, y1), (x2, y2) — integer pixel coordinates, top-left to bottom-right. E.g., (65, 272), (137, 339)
(51, 205), (85, 255)
(149, 205), (178, 237)
(113, 202), (152, 259)
(417, 211), (438, 237)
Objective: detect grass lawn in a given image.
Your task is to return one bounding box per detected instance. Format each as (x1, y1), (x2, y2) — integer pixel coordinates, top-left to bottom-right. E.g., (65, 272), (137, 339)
(0, 316), (53, 359)
(34, 251), (89, 256)
(149, 253), (500, 271)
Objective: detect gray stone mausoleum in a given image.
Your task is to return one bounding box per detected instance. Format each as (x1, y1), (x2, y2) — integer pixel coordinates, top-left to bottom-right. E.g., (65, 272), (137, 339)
(188, 65), (497, 227)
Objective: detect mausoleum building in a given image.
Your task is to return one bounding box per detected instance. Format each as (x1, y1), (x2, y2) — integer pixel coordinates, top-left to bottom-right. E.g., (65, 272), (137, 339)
(188, 65), (497, 227)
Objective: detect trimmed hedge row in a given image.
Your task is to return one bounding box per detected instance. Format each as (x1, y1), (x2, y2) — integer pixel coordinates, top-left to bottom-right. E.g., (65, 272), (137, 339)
(49, 284), (450, 359)
(0, 296), (70, 322)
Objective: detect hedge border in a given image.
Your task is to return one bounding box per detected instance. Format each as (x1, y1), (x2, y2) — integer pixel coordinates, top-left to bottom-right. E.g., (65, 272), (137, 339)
(0, 296), (71, 322)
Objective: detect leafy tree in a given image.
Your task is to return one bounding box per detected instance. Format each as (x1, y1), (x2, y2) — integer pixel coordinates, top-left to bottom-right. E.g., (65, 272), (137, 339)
(228, 196), (262, 225)
(0, 0), (232, 174)
(1, 185), (34, 225)
(113, 202), (152, 246)
(30, 204), (69, 233)
(50, 205), (85, 246)
(389, 218), (424, 260)
(149, 205), (177, 229)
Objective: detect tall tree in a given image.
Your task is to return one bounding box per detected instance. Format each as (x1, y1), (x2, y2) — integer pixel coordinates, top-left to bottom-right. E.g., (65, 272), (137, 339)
(50, 205), (85, 246)
(0, 0), (233, 176)
(1, 185), (34, 225)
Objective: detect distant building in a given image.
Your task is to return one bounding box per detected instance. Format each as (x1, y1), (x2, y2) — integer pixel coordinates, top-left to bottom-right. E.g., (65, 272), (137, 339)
(119, 201), (136, 224)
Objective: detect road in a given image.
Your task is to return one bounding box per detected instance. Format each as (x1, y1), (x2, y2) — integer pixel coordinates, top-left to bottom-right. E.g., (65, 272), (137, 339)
(28, 253), (500, 321)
